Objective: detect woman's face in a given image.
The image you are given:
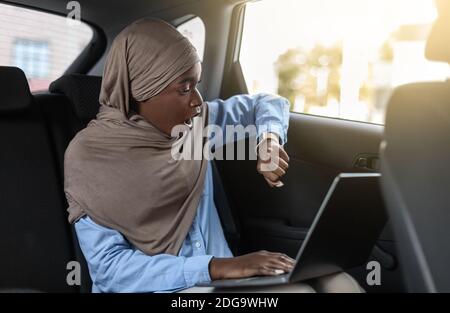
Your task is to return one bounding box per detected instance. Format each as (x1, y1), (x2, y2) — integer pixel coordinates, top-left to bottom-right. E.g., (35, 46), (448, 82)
(137, 62), (203, 136)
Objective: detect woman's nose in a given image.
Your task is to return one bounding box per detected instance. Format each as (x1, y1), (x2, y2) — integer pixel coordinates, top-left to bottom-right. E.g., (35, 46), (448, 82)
(189, 88), (203, 107)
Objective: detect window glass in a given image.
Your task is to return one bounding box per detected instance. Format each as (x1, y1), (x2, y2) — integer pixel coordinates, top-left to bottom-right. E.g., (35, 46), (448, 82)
(177, 16), (206, 62)
(0, 3), (93, 92)
(13, 39), (50, 79)
(240, 0), (450, 124)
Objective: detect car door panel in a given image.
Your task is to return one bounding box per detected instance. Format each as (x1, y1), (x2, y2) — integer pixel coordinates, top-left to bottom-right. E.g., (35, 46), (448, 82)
(215, 112), (404, 292)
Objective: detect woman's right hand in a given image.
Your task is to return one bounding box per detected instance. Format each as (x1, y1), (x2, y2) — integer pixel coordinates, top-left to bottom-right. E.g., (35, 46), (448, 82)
(209, 250), (295, 280)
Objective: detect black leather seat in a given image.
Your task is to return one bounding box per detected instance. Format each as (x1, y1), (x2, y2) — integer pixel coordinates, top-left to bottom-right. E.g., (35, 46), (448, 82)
(0, 66), (78, 292)
(39, 74), (104, 292)
(380, 0), (450, 292)
(42, 74), (102, 179)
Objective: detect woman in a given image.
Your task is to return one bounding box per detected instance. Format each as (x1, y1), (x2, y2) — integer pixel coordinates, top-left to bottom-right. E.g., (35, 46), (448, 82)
(64, 18), (293, 293)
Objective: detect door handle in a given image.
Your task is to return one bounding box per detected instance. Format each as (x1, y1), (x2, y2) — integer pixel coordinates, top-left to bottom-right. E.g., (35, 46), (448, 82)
(354, 155), (380, 171)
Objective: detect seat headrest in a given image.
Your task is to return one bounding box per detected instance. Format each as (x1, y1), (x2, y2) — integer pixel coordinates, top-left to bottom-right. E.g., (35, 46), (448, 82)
(49, 74), (102, 121)
(425, 0), (450, 63)
(0, 66), (32, 113)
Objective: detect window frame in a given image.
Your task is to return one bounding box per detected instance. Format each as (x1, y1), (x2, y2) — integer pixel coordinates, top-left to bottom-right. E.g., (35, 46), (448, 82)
(220, 2), (250, 99)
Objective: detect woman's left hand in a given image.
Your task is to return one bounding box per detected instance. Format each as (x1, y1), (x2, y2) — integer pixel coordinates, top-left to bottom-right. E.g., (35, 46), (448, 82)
(256, 133), (290, 187)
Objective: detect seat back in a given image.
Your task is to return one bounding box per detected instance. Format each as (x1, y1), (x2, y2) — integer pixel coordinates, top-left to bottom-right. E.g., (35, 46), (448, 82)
(380, 1), (450, 292)
(40, 74), (104, 292)
(0, 66), (78, 292)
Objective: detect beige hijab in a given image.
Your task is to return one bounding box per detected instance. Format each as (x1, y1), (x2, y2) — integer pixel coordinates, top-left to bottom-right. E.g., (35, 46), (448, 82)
(64, 18), (208, 256)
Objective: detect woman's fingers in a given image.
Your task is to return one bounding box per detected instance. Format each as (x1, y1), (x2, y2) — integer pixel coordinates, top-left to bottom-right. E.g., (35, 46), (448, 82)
(282, 255), (296, 265)
(260, 265), (289, 276)
(257, 142), (290, 188)
(264, 176), (283, 188)
(279, 157), (289, 171)
(259, 266), (281, 276)
(259, 261), (293, 276)
(268, 259), (294, 272)
(267, 252), (296, 264)
(257, 153), (289, 176)
(279, 147), (290, 163)
(264, 167), (285, 181)
(273, 165), (286, 178)
(247, 251), (297, 277)
(258, 161), (286, 179)
(264, 253), (295, 270)
(265, 252), (296, 270)
(270, 254), (295, 267)
(261, 165), (285, 188)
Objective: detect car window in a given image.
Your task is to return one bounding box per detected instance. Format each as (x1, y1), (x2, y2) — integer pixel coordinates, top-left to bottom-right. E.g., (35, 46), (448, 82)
(0, 2), (93, 92)
(240, 0), (450, 124)
(176, 16), (205, 62)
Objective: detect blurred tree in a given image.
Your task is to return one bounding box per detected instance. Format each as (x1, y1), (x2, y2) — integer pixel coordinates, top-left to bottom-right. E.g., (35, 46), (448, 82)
(275, 43), (342, 112)
(379, 38), (394, 62)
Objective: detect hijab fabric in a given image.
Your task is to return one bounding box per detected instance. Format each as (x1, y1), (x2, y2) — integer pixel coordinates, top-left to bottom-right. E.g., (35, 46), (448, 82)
(64, 18), (208, 256)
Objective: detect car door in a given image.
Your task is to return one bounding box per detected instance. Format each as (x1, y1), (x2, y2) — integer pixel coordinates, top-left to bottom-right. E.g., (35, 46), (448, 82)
(210, 0), (447, 293)
(214, 114), (402, 292)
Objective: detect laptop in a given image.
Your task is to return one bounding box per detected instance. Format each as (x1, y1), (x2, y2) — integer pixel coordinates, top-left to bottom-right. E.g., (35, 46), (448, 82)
(197, 173), (388, 288)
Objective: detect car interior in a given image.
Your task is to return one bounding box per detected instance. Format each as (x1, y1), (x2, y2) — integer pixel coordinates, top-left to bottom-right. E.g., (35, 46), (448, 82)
(0, 0), (448, 293)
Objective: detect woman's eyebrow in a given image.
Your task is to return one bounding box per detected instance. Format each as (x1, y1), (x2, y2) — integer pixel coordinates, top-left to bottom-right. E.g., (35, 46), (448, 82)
(178, 76), (201, 84)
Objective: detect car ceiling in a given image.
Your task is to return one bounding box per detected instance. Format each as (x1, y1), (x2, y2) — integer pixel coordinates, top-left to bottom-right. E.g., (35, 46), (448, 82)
(3, 0), (199, 27)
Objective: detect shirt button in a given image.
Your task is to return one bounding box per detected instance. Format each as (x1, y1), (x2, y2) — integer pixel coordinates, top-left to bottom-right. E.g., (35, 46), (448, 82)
(195, 241), (201, 248)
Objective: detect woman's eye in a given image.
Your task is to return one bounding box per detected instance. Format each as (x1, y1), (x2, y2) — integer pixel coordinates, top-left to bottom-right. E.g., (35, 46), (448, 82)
(180, 87), (191, 94)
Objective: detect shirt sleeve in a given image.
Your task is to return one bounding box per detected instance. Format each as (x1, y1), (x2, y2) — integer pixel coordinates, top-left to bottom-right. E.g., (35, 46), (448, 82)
(206, 93), (290, 147)
(74, 216), (213, 293)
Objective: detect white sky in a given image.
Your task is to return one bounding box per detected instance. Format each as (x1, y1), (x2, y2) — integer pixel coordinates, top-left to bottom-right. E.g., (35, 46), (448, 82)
(242, 0), (438, 59)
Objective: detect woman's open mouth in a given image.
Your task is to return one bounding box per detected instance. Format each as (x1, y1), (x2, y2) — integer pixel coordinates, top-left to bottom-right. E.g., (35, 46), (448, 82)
(184, 118), (193, 128)
(183, 106), (202, 128)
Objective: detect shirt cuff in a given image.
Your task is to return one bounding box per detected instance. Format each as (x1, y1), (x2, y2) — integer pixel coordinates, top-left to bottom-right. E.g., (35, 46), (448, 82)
(257, 122), (286, 145)
(183, 255), (214, 287)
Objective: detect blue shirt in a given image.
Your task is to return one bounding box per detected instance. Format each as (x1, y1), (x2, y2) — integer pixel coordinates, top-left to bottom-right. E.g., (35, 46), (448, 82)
(74, 93), (290, 293)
